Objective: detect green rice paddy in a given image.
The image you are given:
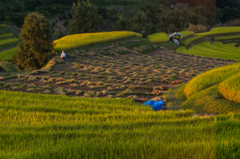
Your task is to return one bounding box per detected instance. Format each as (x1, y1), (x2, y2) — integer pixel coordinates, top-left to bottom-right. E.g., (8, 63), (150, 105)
(0, 90), (240, 158)
(177, 41), (240, 60)
(0, 47), (18, 61)
(147, 32), (169, 44)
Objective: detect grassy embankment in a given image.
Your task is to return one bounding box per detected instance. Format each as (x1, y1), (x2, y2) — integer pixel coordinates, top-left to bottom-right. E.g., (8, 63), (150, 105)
(54, 31), (137, 52)
(176, 41), (240, 60)
(0, 24), (19, 61)
(0, 90), (240, 158)
(181, 27), (240, 47)
(167, 62), (240, 114)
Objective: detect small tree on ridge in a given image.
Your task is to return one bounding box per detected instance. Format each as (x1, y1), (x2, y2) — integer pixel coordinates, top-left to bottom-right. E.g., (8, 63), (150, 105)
(13, 12), (53, 70)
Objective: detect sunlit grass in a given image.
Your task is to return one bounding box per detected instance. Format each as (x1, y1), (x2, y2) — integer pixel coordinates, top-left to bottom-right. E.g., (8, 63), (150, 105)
(147, 32), (169, 44)
(54, 31), (136, 52)
(184, 62), (240, 98)
(0, 90), (239, 158)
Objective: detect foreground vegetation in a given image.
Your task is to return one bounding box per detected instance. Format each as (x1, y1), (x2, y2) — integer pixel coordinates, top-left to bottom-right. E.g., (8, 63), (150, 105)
(0, 90), (239, 158)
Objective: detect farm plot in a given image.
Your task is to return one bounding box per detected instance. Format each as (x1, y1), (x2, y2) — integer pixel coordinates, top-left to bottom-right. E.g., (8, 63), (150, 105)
(0, 48), (235, 103)
(54, 31), (136, 52)
(0, 24), (19, 60)
(1, 90), (240, 158)
(177, 41), (240, 60)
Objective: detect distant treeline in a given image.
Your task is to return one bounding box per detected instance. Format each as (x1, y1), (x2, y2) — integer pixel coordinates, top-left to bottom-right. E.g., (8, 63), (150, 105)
(177, 0), (240, 23)
(0, 0), (141, 12)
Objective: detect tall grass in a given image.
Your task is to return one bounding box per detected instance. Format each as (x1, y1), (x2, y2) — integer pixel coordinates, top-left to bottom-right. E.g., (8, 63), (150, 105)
(0, 90), (239, 158)
(54, 31), (136, 52)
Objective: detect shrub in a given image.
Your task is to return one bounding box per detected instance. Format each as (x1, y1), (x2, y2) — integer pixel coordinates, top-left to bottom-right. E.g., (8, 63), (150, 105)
(186, 23), (208, 33)
(13, 12), (53, 70)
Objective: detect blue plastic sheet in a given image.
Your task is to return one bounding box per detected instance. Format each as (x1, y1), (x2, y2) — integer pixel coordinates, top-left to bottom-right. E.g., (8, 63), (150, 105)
(144, 100), (164, 111)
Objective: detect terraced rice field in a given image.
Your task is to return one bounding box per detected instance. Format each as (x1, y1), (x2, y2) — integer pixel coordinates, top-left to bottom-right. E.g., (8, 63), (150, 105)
(54, 31), (136, 52)
(177, 41), (240, 60)
(181, 27), (240, 46)
(175, 61), (240, 114)
(0, 24), (19, 61)
(0, 90), (240, 158)
(0, 45), (235, 103)
(147, 33), (169, 44)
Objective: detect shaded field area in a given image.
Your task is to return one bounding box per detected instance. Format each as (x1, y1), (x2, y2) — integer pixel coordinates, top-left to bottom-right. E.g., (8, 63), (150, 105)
(0, 90), (239, 158)
(0, 47), (235, 103)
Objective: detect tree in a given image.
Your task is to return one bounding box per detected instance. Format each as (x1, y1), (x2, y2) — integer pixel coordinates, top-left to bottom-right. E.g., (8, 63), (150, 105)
(158, 8), (187, 33)
(128, 11), (153, 37)
(106, 6), (118, 21)
(194, 6), (204, 24)
(115, 15), (128, 31)
(68, 0), (102, 34)
(13, 12), (53, 70)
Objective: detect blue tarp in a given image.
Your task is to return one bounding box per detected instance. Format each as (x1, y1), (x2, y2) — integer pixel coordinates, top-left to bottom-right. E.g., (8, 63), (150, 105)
(144, 100), (164, 111)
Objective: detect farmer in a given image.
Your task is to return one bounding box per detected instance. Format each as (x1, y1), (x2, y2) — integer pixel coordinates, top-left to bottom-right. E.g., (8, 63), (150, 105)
(61, 51), (66, 62)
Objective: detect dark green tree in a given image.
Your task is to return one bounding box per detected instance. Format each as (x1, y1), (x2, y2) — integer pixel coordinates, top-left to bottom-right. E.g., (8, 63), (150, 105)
(106, 6), (118, 21)
(157, 8), (186, 33)
(13, 12), (53, 70)
(194, 6), (204, 24)
(128, 11), (153, 37)
(115, 15), (128, 31)
(68, 0), (102, 34)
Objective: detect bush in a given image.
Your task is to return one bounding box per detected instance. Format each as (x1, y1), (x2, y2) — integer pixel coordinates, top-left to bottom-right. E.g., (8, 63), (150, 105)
(13, 12), (53, 70)
(186, 23), (208, 33)
(63, 21), (69, 28)
(128, 11), (153, 37)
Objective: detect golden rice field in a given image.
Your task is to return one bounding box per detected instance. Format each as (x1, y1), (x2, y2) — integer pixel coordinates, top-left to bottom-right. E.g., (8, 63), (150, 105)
(219, 74), (240, 104)
(177, 41), (240, 61)
(54, 31), (136, 52)
(181, 26), (240, 46)
(183, 62), (240, 99)
(0, 90), (240, 158)
(176, 61), (240, 113)
(147, 33), (169, 44)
